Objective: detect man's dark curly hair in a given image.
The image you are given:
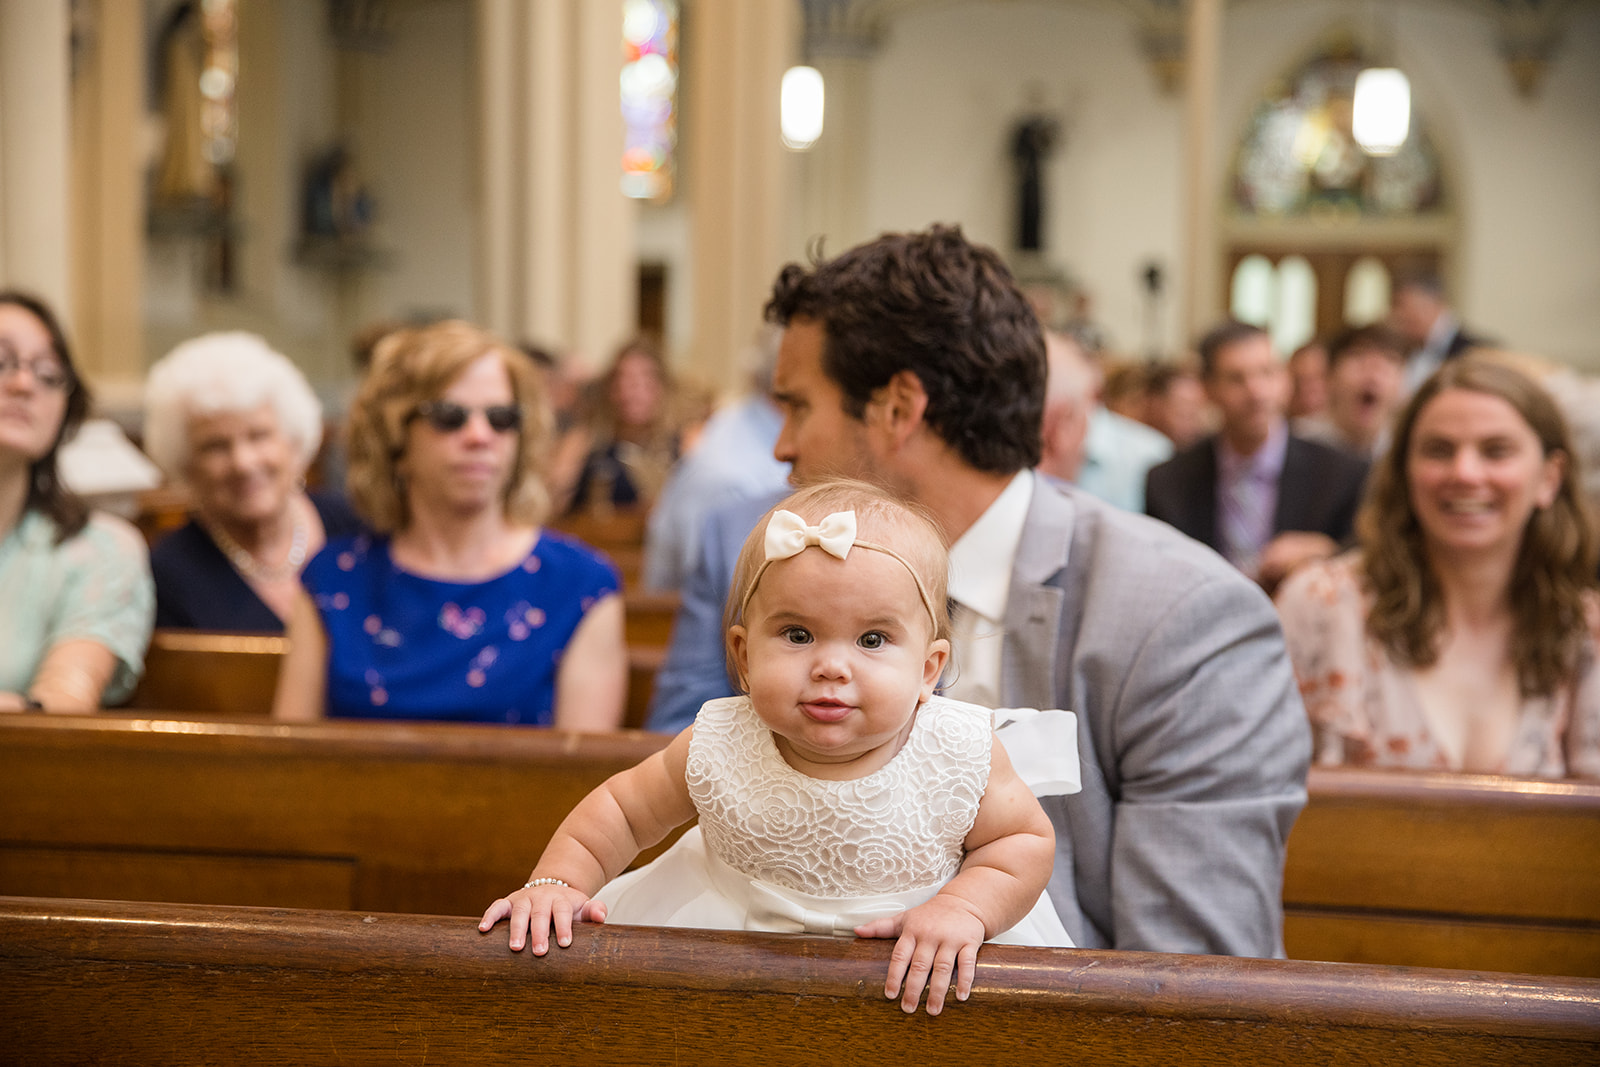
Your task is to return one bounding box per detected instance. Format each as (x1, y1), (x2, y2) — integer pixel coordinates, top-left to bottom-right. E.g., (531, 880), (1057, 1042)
(763, 225), (1045, 474)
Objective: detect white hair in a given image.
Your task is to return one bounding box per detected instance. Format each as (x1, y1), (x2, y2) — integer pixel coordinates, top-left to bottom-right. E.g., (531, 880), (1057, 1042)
(143, 331), (324, 479)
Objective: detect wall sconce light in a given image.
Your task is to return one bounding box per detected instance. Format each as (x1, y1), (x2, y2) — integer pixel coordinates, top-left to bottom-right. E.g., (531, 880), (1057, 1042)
(781, 65), (824, 151)
(1352, 66), (1410, 156)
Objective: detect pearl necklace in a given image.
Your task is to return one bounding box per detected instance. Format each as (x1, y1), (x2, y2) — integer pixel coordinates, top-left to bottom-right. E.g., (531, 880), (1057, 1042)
(206, 508), (310, 582)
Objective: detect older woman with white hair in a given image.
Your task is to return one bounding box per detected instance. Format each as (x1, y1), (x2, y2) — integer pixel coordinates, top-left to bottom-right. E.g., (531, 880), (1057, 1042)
(144, 332), (361, 631)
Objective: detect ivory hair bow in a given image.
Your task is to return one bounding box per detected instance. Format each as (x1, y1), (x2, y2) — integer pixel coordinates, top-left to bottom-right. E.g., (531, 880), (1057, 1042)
(763, 509), (857, 562)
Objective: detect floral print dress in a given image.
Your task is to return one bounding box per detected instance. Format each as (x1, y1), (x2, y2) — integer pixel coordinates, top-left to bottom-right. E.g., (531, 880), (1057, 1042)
(1275, 553), (1600, 778)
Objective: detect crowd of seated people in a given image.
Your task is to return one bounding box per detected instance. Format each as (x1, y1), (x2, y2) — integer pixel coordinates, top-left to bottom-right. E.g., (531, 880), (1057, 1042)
(4, 241), (1597, 790)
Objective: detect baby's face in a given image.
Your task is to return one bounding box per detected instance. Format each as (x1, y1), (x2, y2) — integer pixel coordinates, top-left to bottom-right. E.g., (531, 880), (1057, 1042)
(730, 544), (948, 778)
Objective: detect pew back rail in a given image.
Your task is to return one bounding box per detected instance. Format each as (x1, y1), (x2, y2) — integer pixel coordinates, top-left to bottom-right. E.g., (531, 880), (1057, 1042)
(2, 896), (1597, 1066)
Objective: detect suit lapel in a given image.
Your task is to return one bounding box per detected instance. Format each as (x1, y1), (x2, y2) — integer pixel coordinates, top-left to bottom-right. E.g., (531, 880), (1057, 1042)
(1274, 436), (1310, 534)
(1001, 479), (1073, 709)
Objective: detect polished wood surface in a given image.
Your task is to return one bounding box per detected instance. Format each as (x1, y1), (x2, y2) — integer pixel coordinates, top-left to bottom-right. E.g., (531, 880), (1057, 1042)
(5, 711), (1597, 975)
(0, 714), (673, 916)
(128, 618), (677, 726)
(1285, 767), (1600, 975)
(128, 630), (287, 716)
(2, 896), (1595, 1066)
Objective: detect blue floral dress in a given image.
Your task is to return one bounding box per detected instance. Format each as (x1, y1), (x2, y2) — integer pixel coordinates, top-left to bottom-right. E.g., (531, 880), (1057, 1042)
(300, 530), (619, 724)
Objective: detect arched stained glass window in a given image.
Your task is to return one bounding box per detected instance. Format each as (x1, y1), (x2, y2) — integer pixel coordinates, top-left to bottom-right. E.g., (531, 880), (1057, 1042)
(621, 0), (679, 202)
(1232, 39), (1442, 219)
(1344, 257), (1391, 326)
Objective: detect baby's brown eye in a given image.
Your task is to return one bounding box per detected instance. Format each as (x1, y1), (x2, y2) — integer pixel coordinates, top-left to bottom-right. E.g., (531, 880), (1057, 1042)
(782, 627), (812, 645)
(858, 631), (886, 650)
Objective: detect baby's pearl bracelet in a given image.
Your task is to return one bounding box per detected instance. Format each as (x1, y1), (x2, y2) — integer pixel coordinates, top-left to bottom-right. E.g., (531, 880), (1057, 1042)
(523, 877), (571, 890)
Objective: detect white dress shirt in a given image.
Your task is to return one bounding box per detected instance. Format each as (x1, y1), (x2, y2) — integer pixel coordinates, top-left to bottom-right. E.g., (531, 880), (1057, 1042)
(943, 469), (1035, 707)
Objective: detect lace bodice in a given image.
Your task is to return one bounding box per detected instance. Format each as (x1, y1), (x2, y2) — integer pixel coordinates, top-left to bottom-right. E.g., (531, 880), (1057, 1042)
(685, 695), (991, 897)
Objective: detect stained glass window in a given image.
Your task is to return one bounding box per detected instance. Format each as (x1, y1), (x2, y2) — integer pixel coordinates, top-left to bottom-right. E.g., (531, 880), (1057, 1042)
(621, 0), (678, 202)
(1232, 40), (1442, 219)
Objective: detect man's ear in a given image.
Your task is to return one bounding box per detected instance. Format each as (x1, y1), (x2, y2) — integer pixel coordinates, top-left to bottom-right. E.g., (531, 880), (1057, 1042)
(876, 369), (930, 445)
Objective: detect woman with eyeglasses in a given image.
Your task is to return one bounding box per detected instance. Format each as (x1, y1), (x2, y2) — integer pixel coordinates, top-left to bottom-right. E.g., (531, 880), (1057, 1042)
(0, 291), (154, 712)
(142, 332), (363, 632)
(273, 320), (626, 728)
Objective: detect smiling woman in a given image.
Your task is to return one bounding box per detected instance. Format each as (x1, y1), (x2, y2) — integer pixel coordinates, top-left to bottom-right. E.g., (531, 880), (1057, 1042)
(271, 320), (626, 730)
(143, 332), (363, 631)
(1275, 358), (1600, 778)
(0, 291), (153, 713)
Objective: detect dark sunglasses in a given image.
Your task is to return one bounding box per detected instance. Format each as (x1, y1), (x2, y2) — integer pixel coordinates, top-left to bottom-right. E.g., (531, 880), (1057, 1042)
(412, 400), (523, 434)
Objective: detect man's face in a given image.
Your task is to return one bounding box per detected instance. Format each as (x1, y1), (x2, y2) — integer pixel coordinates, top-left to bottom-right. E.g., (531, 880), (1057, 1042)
(1390, 286), (1442, 348)
(1328, 346), (1404, 444)
(771, 317), (879, 485)
(1205, 333), (1287, 451)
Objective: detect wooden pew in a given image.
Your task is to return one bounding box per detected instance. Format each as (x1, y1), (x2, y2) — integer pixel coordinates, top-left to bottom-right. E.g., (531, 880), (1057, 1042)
(128, 629), (285, 716)
(0, 714), (672, 917)
(6, 712), (1596, 977)
(3, 897), (1596, 1066)
(129, 619), (676, 728)
(1284, 767), (1600, 977)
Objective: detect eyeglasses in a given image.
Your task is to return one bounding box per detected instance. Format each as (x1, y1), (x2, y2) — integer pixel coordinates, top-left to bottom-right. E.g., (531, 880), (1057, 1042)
(411, 400), (523, 434)
(0, 346), (70, 391)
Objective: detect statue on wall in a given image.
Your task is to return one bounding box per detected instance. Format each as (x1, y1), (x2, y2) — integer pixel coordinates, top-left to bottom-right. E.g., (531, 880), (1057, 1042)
(1009, 110), (1059, 253)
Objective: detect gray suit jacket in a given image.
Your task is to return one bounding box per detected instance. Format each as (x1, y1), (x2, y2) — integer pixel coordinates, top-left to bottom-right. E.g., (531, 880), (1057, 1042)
(1006, 479), (1308, 956)
(647, 478), (1309, 957)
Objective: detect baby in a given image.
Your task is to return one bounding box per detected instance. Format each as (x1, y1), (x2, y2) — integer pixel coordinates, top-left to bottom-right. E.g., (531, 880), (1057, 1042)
(480, 480), (1074, 1014)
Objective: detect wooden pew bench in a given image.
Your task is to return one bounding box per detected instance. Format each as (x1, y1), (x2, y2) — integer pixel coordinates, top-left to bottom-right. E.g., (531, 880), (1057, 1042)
(130, 610), (679, 726)
(1285, 767), (1600, 977)
(0, 714), (672, 917)
(5, 713), (1596, 977)
(3, 897), (1596, 1066)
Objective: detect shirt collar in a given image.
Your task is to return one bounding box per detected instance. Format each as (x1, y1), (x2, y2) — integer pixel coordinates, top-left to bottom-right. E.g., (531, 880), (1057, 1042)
(1424, 310), (1459, 358)
(947, 469), (1034, 623)
(1217, 418), (1289, 484)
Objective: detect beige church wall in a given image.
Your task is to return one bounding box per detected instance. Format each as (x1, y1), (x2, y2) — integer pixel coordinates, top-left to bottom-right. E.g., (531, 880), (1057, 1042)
(858, 2), (1185, 358)
(1218, 0), (1600, 371)
(1399, 3), (1600, 371)
(142, 0), (348, 388)
(348, 0), (477, 333)
(849, 0), (1600, 369)
(142, 1), (480, 401)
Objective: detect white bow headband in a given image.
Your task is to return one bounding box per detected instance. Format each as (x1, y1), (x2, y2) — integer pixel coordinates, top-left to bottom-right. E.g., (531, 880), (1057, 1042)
(737, 509), (940, 630)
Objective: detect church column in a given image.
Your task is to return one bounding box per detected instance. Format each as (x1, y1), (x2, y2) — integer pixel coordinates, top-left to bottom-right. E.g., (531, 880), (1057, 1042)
(476, 0), (635, 369)
(1180, 0), (1222, 341)
(70, 0), (147, 394)
(0, 0), (72, 315)
(684, 0), (793, 391)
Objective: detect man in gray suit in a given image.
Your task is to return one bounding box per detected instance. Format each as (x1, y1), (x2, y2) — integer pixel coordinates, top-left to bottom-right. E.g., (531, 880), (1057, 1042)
(646, 225), (1309, 957)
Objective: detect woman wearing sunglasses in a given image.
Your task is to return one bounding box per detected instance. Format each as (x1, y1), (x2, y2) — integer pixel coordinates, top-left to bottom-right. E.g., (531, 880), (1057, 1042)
(142, 332), (363, 632)
(0, 290), (153, 712)
(273, 320), (626, 728)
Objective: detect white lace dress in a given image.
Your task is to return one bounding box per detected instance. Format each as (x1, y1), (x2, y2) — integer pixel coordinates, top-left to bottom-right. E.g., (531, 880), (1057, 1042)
(592, 695), (1075, 946)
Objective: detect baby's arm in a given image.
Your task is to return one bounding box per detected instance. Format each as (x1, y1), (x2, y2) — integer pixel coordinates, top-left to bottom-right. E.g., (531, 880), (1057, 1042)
(478, 727), (696, 954)
(856, 737), (1055, 1014)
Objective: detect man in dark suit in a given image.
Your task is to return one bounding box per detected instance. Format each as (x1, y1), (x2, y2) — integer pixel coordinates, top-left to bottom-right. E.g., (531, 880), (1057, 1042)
(1390, 271), (1491, 393)
(1145, 321), (1368, 594)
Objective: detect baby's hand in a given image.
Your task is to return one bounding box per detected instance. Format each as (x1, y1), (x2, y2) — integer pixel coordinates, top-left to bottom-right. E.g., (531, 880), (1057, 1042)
(478, 882), (607, 955)
(855, 895), (986, 1015)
